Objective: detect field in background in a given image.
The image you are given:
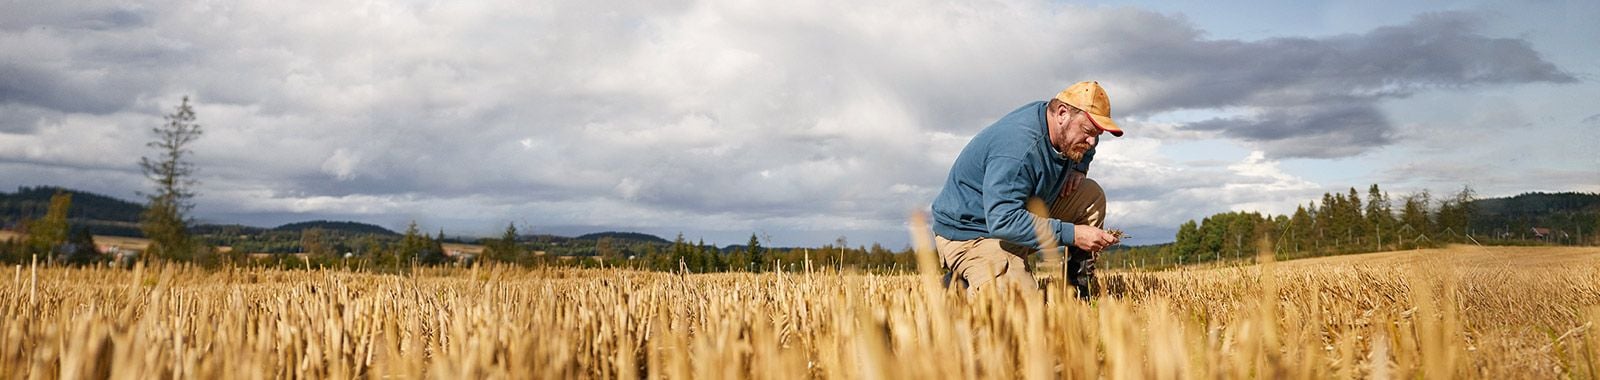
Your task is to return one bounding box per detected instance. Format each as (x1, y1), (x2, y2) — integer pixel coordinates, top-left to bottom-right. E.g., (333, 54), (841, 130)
(2, 245), (1597, 378)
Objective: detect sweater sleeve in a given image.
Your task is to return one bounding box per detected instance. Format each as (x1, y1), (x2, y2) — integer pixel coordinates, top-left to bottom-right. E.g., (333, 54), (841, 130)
(981, 157), (1075, 250)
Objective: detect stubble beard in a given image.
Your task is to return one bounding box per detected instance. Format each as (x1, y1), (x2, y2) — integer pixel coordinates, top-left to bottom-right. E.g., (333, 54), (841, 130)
(1065, 143), (1091, 161)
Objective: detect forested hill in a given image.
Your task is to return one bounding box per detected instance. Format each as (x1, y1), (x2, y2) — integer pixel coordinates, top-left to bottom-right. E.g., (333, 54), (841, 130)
(1111, 187), (1599, 270)
(274, 220), (399, 236)
(1471, 192), (1600, 236)
(0, 186), (144, 224)
(574, 231), (670, 244)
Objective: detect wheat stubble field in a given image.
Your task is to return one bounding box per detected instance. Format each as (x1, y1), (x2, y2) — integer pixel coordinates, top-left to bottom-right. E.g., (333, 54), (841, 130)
(2, 244), (1597, 379)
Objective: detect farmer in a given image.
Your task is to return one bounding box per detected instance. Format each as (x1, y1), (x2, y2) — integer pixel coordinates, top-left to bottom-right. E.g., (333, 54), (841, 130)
(930, 81), (1123, 300)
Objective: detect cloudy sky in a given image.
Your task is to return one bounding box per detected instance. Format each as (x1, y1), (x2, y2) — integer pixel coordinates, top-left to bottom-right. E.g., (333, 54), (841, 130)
(2, 0), (1596, 247)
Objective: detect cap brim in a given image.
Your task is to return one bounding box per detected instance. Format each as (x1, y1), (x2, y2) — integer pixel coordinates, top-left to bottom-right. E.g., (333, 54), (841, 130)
(1087, 113), (1123, 137)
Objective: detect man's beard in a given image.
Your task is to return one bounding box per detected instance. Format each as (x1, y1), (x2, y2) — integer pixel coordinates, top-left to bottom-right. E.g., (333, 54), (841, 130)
(1065, 143), (1091, 161)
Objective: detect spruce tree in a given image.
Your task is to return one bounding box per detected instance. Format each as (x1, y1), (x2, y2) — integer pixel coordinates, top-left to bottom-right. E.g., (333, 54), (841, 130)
(140, 96), (203, 261)
(1366, 184), (1394, 250)
(746, 233), (764, 271)
(486, 223), (524, 263)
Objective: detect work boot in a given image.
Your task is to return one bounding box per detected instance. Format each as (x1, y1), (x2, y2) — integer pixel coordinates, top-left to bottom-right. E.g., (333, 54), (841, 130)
(1066, 247), (1098, 301)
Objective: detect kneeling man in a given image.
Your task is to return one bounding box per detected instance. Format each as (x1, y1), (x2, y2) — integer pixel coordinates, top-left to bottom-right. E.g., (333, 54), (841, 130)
(930, 81), (1124, 300)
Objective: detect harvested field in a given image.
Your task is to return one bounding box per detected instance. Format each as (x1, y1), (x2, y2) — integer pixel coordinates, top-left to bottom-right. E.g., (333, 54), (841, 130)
(2, 245), (1597, 378)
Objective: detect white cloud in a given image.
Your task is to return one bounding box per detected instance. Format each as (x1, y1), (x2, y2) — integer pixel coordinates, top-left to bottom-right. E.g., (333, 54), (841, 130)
(0, 0), (1589, 245)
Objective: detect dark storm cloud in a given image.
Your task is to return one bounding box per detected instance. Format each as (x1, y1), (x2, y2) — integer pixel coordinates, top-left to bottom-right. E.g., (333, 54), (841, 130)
(1185, 104), (1391, 158)
(1091, 12), (1573, 158)
(0, 62), (129, 115)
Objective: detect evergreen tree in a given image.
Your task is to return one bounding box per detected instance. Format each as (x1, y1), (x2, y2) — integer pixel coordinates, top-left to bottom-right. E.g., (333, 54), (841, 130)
(1342, 187), (1364, 247)
(61, 227), (102, 265)
(746, 233), (765, 271)
(422, 230), (449, 265)
(1289, 205), (1313, 254)
(485, 223), (525, 264)
(1315, 193), (1335, 251)
(395, 221), (428, 266)
(1401, 191), (1434, 246)
(708, 243), (726, 271)
(1366, 184), (1395, 250)
(1436, 185), (1477, 241)
(1225, 212), (1258, 260)
(140, 96), (203, 261)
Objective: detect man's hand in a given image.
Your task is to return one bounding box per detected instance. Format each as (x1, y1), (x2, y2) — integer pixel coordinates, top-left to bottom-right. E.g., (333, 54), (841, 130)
(1072, 224), (1120, 251)
(1061, 170), (1085, 199)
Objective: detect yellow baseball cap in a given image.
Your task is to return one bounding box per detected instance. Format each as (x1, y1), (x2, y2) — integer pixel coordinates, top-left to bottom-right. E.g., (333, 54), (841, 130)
(1054, 81), (1123, 137)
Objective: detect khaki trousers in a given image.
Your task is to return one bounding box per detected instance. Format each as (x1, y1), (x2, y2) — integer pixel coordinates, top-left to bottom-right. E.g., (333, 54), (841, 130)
(936, 178), (1107, 298)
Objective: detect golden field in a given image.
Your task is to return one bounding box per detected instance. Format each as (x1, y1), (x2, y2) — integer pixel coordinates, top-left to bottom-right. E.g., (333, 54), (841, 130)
(2, 244), (1597, 379)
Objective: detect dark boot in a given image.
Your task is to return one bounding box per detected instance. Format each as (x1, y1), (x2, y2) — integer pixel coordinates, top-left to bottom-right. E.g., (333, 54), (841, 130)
(1066, 247), (1098, 301)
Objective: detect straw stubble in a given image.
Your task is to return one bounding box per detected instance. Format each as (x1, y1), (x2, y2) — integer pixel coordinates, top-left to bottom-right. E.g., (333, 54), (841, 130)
(1, 244), (1596, 379)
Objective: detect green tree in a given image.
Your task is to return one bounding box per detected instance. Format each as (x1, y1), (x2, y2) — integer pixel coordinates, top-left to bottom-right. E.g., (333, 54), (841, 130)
(140, 96), (203, 261)
(485, 223), (525, 264)
(746, 233), (765, 271)
(1173, 219), (1200, 261)
(595, 237), (619, 267)
(300, 228), (331, 258)
(1288, 205), (1313, 254)
(1341, 187), (1364, 248)
(422, 230), (449, 265)
(1401, 190), (1434, 247)
(1436, 185), (1476, 241)
(1365, 184), (1395, 250)
(61, 227), (102, 265)
(395, 221), (428, 266)
(24, 191), (72, 258)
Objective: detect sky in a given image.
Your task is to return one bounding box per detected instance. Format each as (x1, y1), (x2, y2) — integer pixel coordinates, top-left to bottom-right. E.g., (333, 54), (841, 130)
(1, 0), (1596, 248)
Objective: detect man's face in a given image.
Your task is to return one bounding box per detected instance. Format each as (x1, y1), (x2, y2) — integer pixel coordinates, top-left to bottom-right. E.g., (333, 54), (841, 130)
(1062, 111), (1101, 161)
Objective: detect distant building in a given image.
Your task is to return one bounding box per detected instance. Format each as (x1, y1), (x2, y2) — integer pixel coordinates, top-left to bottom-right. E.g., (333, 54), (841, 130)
(1532, 227), (1551, 239)
(1530, 227), (1570, 241)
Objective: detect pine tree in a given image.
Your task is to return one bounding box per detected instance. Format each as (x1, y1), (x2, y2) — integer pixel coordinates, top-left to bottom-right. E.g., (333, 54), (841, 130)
(62, 227), (101, 265)
(1344, 187), (1364, 248)
(746, 233), (765, 271)
(1289, 205), (1313, 254)
(485, 223), (525, 264)
(396, 221), (427, 266)
(1436, 185), (1476, 241)
(422, 230), (449, 265)
(1401, 191), (1433, 246)
(140, 96), (203, 261)
(1366, 184), (1395, 250)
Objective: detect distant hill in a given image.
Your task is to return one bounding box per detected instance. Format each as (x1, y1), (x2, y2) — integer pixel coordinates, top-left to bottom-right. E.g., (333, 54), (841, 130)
(274, 220), (399, 236)
(0, 186), (145, 223)
(191, 224), (271, 236)
(574, 231), (670, 244)
(1471, 192), (1600, 237)
(0, 186), (147, 236)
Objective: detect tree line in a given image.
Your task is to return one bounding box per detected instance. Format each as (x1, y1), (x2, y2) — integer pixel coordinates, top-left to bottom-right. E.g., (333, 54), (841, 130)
(1108, 184), (1599, 270)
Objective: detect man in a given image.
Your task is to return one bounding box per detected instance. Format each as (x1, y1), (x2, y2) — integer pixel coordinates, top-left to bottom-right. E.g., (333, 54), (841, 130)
(930, 81), (1123, 300)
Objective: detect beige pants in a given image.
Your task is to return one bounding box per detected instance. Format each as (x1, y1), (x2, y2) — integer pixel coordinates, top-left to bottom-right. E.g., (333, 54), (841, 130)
(936, 178), (1107, 297)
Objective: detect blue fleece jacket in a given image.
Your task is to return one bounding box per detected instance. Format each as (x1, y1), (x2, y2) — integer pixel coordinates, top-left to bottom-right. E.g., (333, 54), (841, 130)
(930, 101), (1096, 251)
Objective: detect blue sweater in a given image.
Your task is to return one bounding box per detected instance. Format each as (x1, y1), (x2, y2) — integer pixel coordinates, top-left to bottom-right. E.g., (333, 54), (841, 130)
(931, 101), (1096, 251)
